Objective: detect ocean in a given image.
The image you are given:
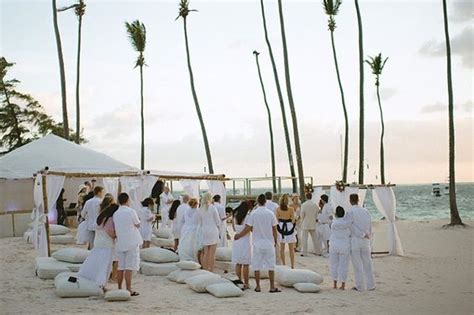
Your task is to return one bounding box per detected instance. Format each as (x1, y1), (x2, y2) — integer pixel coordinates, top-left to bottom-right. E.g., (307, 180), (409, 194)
(223, 183), (474, 221)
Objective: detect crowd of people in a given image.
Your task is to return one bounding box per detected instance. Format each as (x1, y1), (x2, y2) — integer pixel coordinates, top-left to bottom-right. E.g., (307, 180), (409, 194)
(71, 182), (375, 297)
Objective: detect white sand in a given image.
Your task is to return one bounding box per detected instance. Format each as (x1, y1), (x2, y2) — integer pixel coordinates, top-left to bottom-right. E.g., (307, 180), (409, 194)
(0, 220), (473, 314)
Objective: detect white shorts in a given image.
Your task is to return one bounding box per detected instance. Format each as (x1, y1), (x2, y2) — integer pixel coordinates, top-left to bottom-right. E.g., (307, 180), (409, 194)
(117, 247), (140, 271)
(251, 246), (275, 271)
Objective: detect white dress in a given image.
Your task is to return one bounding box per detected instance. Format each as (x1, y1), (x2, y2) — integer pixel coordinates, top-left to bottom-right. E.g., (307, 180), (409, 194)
(232, 217), (252, 265)
(78, 223), (114, 287)
(138, 207), (154, 241)
(178, 207), (200, 261)
(197, 205), (220, 247)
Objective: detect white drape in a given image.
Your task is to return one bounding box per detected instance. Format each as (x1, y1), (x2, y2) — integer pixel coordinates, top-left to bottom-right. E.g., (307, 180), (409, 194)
(120, 175), (157, 211)
(180, 179), (200, 198)
(207, 181), (227, 206)
(103, 177), (119, 199)
(311, 187), (324, 203)
(329, 186), (367, 211)
(137, 176), (157, 203)
(31, 174), (65, 257)
(372, 187), (404, 256)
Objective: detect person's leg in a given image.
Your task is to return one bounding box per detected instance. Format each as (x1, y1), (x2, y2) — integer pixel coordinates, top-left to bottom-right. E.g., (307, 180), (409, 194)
(202, 246), (209, 270)
(351, 248), (366, 291)
(207, 244), (217, 272)
(361, 248), (375, 290)
(124, 270), (133, 292)
(269, 270), (276, 291)
(235, 264), (242, 281)
(275, 242), (281, 265)
(339, 252), (350, 290)
(242, 264), (250, 288)
(302, 230), (309, 256)
(174, 239), (179, 251)
(110, 261), (118, 282)
(117, 251), (124, 289)
(288, 243), (295, 269)
(197, 249), (203, 266)
(280, 243), (286, 265)
(254, 270), (261, 291)
(310, 230), (321, 255)
(329, 251), (339, 288)
(117, 270), (124, 289)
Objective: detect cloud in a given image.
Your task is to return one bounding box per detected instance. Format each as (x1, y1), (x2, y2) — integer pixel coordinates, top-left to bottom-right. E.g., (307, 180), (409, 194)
(451, 0), (473, 23)
(420, 100), (473, 114)
(419, 26), (473, 68)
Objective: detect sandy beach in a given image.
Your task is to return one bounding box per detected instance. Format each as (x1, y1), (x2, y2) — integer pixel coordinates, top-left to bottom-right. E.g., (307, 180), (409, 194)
(0, 220), (472, 315)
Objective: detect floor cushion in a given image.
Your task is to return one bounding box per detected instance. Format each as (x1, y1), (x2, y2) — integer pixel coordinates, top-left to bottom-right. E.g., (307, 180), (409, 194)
(50, 234), (76, 244)
(215, 247), (232, 262)
(54, 272), (102, 298)
(153, 227), (172, 239)
(176, 260), (201, 270)
(140, 261), (178, 276)
(176, 269), (211, 284)
(35, 257), (70, 279)
(206, 283), (244, 298)
(104, 289), (131, 301)
(293, 283), (321, 293)
(49, 224), (71, 235)
(186, 274), (229, 293)
(52, 248), (90, 263)
(140, 247), (179, 263)
(275, 268), (323, 287)
(151, 237), (175, 248)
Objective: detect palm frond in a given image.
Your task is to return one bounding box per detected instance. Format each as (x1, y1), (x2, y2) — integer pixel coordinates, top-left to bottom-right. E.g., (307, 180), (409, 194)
(177, 0), (198, 20)
(125, 20), (146, 54)
(253, 50), (260, 56)
(322, 0), (342, 16)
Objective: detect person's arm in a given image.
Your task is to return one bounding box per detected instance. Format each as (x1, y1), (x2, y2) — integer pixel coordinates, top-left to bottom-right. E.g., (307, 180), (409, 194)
(231, 216), (236, 233)
(213, 207), (221, 228)
(133, 211), (140, 228)
(300, 207), (306, 223)
(272, 225), (278, 247)
(234, 224), (252, 240)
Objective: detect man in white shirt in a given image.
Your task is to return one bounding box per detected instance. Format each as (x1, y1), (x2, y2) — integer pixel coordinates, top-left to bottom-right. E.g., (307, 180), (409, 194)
(213, 194), (228, 248)
(81, 186), (104, 250)
(264, 191), (281, 264)
(318, 194), (334, 256)
(300, 192), (322, 256)
(347, 193), (375, 291)
(113, 193), (143, 296)
(159, 187), (174, 228)
(173, 194), (190, 251)
(235, 194), (280, 293)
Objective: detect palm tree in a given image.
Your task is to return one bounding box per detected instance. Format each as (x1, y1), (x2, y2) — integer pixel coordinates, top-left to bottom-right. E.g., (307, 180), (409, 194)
(58, 1), (86, 144)
(125, 20), (147, 170)
(366, 53), (388, 185)
(259, 0), (297, 193)
(176, 0), (214, 174)
(442, 0), (463, 226)
(277, 0), (306, 199)
(354, 0), (364, 184)
(254, 51), (277, 193)
(52, 0), (69, 138)
(323, 0), (349, 183)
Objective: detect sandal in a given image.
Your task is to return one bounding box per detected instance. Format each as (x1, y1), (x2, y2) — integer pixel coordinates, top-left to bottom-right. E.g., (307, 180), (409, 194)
(130, 291), (140, 296)
(254, 288), (261, 292)
(269, 288), (281, 293)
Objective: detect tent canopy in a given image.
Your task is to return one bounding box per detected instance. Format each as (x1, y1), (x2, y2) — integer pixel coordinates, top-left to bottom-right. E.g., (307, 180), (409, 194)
(0, 134), (138, 179)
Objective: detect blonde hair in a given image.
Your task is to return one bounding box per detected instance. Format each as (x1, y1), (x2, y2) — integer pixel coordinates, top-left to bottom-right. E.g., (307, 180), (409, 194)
(100, 193), (115, 212)
(200, 192), (213, 210)
(188, 198), (199, 209)
(279, 194), (290, 211)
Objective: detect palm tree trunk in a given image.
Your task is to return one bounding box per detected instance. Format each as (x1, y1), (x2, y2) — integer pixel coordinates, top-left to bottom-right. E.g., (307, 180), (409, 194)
(259, 0), (297, 193)
(75, 13), (83, 144)
(277, 0), (305, 199)
(183, 18), (214, 174)
(52, 0), (69, 139)
(376, 82), (385, 185)
(354, 0), (364, 184)
(442, 0), (462, 225)
(255, 53), (277, 193)
(140, 63), (145, 170)
(330, 31), (349, 183)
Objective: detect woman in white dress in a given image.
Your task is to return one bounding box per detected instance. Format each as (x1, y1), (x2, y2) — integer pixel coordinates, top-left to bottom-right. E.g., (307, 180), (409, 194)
(138, 198), (155, 249)
(178, 198), (200, 261)
(231, 201), (252, 289)
(78, 203), (118, 291)
(290, 194), (302, 251)
(169, 200), (182, 251)
(197, 192), (220, 272)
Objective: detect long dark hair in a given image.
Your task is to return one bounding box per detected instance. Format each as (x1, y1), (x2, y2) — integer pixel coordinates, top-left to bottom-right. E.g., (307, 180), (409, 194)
(96, 204), (119, 226)
(233, 201), (251, 225)
(169, 200), (181, 221)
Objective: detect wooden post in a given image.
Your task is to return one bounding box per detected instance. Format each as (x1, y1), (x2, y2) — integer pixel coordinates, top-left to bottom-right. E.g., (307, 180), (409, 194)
(11, 213), (15, 237)
(41, 174), (51, 257)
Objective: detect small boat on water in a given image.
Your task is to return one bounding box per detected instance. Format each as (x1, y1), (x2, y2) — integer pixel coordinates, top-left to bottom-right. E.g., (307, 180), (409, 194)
(432, 183), (441, 197)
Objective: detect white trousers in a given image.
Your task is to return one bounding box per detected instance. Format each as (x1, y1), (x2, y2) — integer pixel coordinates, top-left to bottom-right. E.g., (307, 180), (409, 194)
(218, 222), (227, 247)
(161, 208), (170, 228)
(351, 246), (375, 290)
(302, 229), (321, 255)
(329, 250), (350, 282)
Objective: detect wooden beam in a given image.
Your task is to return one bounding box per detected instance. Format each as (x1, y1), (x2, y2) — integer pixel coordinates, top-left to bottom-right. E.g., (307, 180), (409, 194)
(41, 174), (51, 257)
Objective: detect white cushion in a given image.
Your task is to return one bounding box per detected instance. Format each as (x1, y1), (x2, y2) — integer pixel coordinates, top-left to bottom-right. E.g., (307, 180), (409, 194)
(166, 269), (181, 282)
(206, 283), (244, 298)
(176, 260), (201, 270)
(64, 263), (82, 272)
(140, 247), (179, 263)
(275, 268), (323, 287)
(140, 261), (178, 276)
(176, 270), (211, 284)
(49, 224), (71, 235)
(35, 257), (70, 279)
(104, 289), (131, 301)
(215, 247), (232, 262)
(151, 236), (175, 248)
(52, 248), (90, 263)
(186, 274), (229, 293)
(293, 283), (321, 293)
(50, 234), (76, 244)
(54, 272), (102, 298)
(153, 227), (172, 239)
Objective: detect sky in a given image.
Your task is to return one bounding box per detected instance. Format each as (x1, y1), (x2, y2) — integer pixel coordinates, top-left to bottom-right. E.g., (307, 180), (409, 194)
(1, 0), (473, 185)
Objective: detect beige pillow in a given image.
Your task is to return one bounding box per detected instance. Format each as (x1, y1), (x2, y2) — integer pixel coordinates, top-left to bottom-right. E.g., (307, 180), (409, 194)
(54, 272), (102, 298)
(104, 289), (131, 301)
(186, 274), (228, 293)
(206, 283), (244, 298)
(275, 268), (323, 287)
(293, 283), (321, 293)
(140, 247), (179, 263)
(140, 261), (178, 276)
(52, 248), (89, 263)
(35, 257), (70, 280)
(176, 260), (201, 270)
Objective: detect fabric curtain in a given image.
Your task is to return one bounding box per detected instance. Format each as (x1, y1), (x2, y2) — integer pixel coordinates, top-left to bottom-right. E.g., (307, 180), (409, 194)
(329, 186), (367, 211)
(103, 177), (119, 199)
(372, 187), (404, 256)
(180, 179), (200, 199)
(311, 187), (325, 203)
(136, 175), (158, 203)
(207, 181), (227, 206)
(120, 176), (141, 211)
